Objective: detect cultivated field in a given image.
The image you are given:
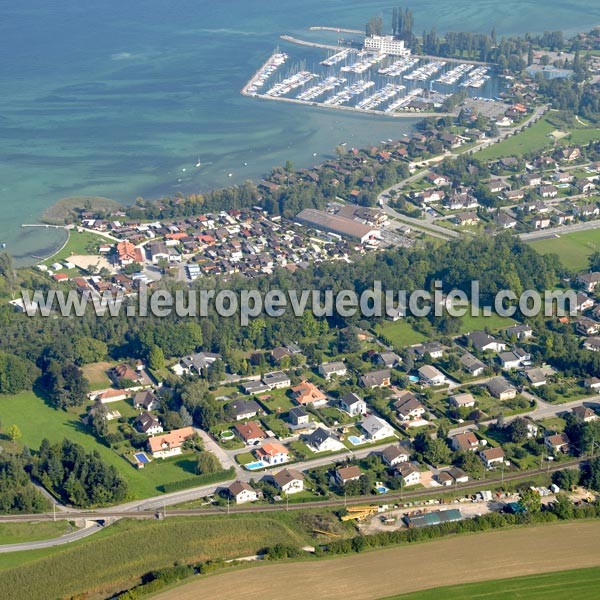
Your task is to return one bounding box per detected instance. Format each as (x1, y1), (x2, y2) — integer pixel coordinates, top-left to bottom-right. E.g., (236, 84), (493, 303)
(0, 514), (312, 600)
(385, 566), (600, 599)
(153, 520), (600, 600)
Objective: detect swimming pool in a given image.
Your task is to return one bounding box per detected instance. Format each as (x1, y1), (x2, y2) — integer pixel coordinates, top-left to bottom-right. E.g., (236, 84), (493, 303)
(245, 461), (265, 470)
(348, 435), (364, 446)
(408, 375), (419, 383)
(134, 452), (150, 464)
(376, 486), (389, 494)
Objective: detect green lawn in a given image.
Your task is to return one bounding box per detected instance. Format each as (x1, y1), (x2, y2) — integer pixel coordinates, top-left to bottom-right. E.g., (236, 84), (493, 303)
(475, 116), (556, 160)
(457, 309), (516, 334)
(0, 391), (226, 500)
(375, 320), (427, 349)
(0, 522), (72, 545)
(42, 229), (106, 267)
(386, 566), (600, 600)
(529, 229), (600, 271)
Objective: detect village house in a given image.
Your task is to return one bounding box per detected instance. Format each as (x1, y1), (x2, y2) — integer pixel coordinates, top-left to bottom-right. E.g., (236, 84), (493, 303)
(256, 441), (289, 466)
(572, 406), (598, 423)
(133, 390), (160, 411)
(376, 351), (402, 368)
(116, 240), (143, 266)
(418, 365), (445, 387)
(262, 371), (291, 389)
(577, 272), (600, 293)
(147, 427), (195, 459)
(381, 442), (411, 467)
(545, 433), (570, 454)
(505, 324), (533, 340)
(335, 465), (362, 485)
(361, 414), (395, 441)
(459, 352), (486, 376)
(480, 447), (505, 468)
(453, 211), (479, 226)
(412, 342), (445, 360)
(525, 367), (548, 387)
(271, 468), (304, 495)
(498, 348), (531, 370)
(395, 462), (421, 486)
(234, 421), (267, 445)
(134, 412), (163, 436)
(450, 431), (480, 452)
(243, 380), (270, 395)
(304, 427), (342, 453)
(584, 377), (600, 393)
(360, 369), (391, 388)
(228, 398), (261, 421)
(539, 184), (558, 198)
(426, 172), (451, 186)
(395, 396), (426, 422)
(584, 337), (600, 352)
(291, 381), (328, 407)
(173, 352), (222, 376)
(111, 363), (152, 390)
(225, 481), (258, 504)
(466, 331), (507, 353)
(450, 393), (476, 409)
(339, 392), (368, 416)
(576, 317), (599, 336)
(288, 406), (310, 427)
(486, 377), (517, 400)
(318, 361), (348, 380)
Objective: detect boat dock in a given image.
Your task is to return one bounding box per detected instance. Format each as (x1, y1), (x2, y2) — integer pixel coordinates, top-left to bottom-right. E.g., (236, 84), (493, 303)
(309, 26), (364, 35)
(280, 35), (343, 52)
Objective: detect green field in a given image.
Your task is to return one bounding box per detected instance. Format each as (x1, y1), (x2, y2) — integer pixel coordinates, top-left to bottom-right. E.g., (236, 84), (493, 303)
(528, 229), (600, 271)
(0, 513), (313, 600)
(42, 229), (106, 266)
(386, 566), (600, 599)
(0, 522), (71, 545)
(458, 309), (516, 333)
(475, 116), (556, 160)
(375, 320), (427, 348)
(0, 391), (228, 500)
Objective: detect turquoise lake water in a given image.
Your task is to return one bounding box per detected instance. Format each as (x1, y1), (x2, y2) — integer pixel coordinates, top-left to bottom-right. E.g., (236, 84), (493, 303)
(1, 0), (599, 263)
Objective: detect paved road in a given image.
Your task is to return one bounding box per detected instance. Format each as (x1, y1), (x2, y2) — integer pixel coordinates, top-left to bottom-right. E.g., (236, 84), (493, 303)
(449, 394), (600, 437)
(519, 218), (600, 241)
(0, 522), (103, 554)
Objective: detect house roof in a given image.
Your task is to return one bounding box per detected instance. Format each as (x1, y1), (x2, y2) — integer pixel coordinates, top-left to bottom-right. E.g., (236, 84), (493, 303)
(135, 412), (160, 432)
(481, 447), (505, 460)
(336, 465), (362, 481)
(291, 381), (327, 405)
(340, 392), (364, 407)
(272, 468), (304, 489)
(382, 444), (410, 462)
(148, 427), (195, 453)
(234, 421), (266, 442)
(229, 398), (261, 417)
(545, 433), (570, 447)
(257, 441), (288, 458)
(451, 431), (479, 450)
(228, 480), (255, 496)
(360, 369), (391, 387)
(305, 427), (334, 447)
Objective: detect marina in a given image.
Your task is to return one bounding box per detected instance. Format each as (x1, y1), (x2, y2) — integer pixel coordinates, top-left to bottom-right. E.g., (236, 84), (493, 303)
(461, 66), (491, 88)
(241, 33), (501, 118)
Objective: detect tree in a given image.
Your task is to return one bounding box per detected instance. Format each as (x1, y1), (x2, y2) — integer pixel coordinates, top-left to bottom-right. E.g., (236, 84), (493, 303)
(552, 468), (579, 491)
(506, 417), (529, 443)
(196, 452), (221, 475)
(74, 337), (108, 365)
(581, 456), (600, 491)
(519, 488), (541, 513)
(7, 424), (22, 442)
(148, 345), (165, 371)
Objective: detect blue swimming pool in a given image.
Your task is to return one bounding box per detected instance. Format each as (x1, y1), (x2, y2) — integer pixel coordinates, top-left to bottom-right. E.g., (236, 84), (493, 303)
(376, 486), (389, 494)
(348, 435), (364, 446)
(245, 461), (265, 470)
(408, 375), (419, 383)
(134, 452), (150, 464)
